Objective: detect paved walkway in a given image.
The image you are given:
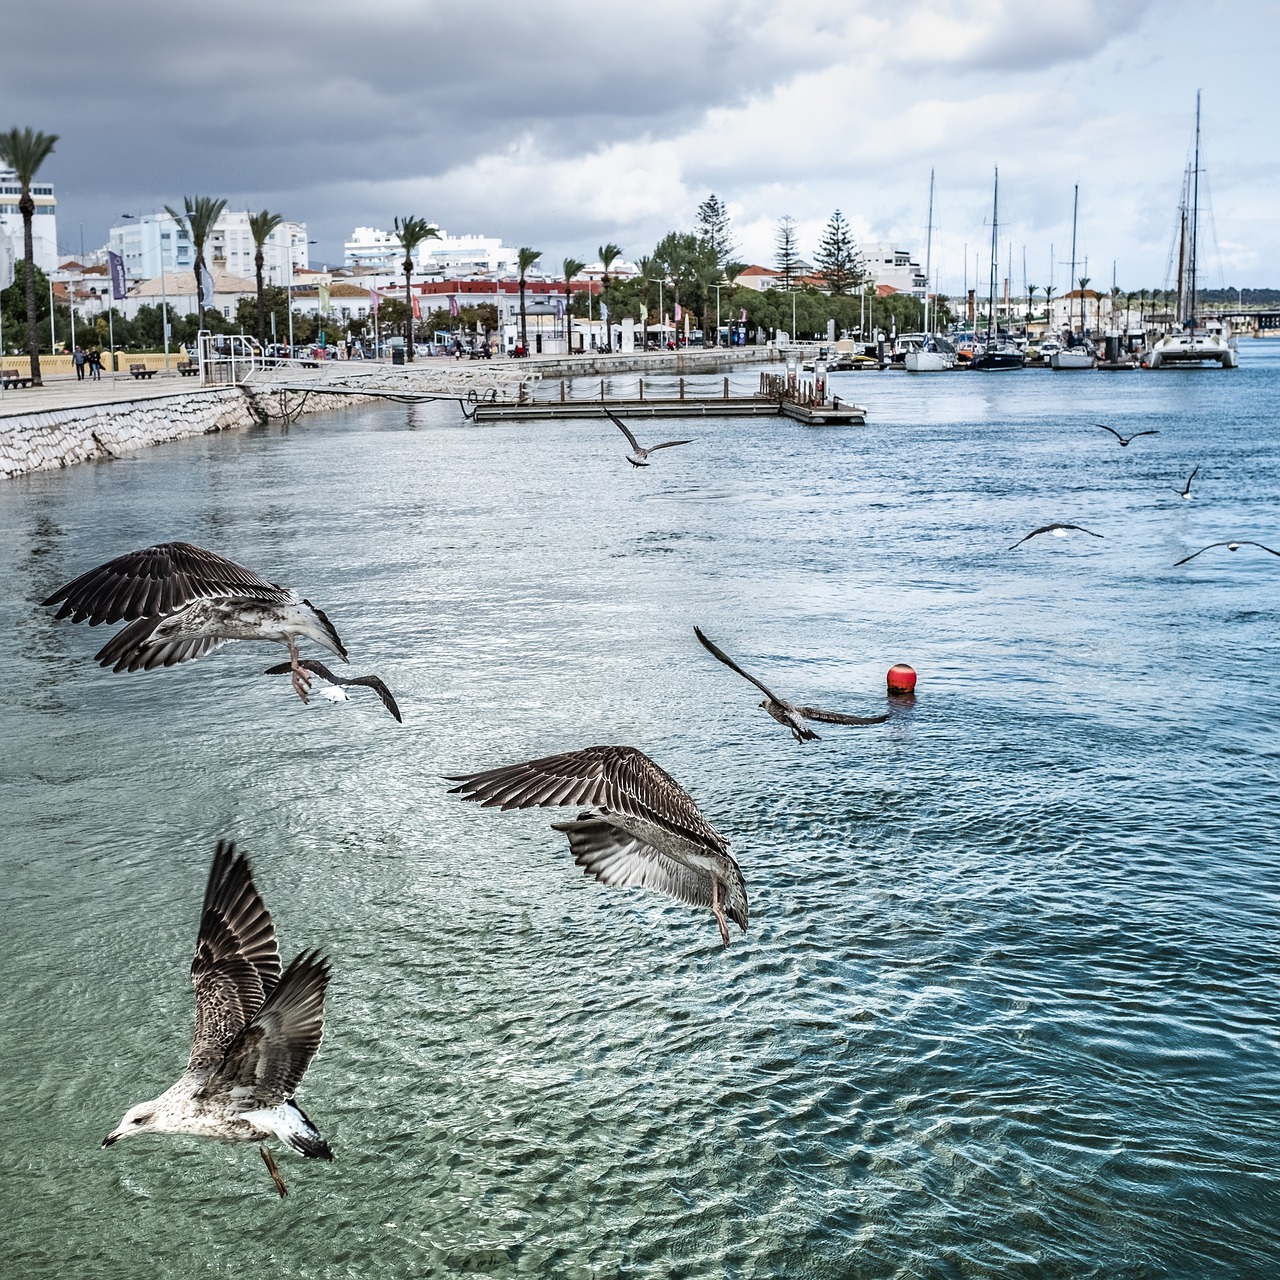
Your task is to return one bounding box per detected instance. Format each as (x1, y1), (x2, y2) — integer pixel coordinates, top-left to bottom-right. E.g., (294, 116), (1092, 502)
(0, 371), (222, 420)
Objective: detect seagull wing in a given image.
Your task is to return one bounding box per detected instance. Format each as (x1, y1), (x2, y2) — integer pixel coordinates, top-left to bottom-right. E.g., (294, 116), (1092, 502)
(550, 812), (748, 931)
(1127, 430), (1160, 440)
(446, 744), (727, 855)
(1008, 525), (1058, 550)
(264, 660), (402, 721)
(794, 706), (890, 726)
(43, 541), (288, 625)
(207, 951), (329, 1102)
(1174, 542), (1230, 566)
(1093, 423), (1123, 442)
(187, 842), (283, 1077)
(95, 616), (236, 672)
(602, 407), (642, 453)
(1240, 541), (1280, 558)
(1179, 466), (1198, 496)
(647, 439), (694, 452)
(1062, 524), (1105, 539)
(693, 626), (787, 704)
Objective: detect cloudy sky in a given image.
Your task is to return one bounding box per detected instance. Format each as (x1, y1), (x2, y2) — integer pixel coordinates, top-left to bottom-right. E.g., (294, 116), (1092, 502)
(4, 0), (1276, 291)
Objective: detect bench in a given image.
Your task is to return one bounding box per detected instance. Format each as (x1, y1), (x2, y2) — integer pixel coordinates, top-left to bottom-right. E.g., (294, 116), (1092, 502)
(1, 368), (33, 389)
(176, 360), (199, 376)
(129, 363), (157, 380)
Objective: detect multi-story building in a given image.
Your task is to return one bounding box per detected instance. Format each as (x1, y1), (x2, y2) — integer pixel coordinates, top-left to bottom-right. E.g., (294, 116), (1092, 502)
(0, 166), (58, 273)
(862, 243), (926, 298)
(343, 226), (516, 277)
(107, 212), (309, 284)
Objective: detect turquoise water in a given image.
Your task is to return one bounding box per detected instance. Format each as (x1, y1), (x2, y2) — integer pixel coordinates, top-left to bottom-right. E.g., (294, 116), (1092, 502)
(1, 350), (1277, 1278)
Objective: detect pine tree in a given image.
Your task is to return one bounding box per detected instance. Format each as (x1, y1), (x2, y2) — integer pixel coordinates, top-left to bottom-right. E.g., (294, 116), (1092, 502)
(775, 215), (801, 289)
(696, 193), (734, 268)
(814, 210), (863, 295)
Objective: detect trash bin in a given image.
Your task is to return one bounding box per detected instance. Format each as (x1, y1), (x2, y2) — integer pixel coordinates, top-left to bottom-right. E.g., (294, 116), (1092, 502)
(392, 346), (405, 366)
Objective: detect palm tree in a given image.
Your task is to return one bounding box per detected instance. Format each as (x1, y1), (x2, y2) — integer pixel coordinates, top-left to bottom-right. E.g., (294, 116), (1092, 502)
(1026, 284), (1038, 331)
(392, 216), (439, 362)
(1043, 284), (1057, 330)
(562, 257), (585, 354)
(636, 255), (655, 336)
(516, 247), (541, 354)
(164, 195), (228, 330)
(1137, 288), (1149, 329)
(597, 242), (622, 350)
(0, 127), (58, 385)
(248, 210), (283, 350)
(1076, 276), (1090, 335)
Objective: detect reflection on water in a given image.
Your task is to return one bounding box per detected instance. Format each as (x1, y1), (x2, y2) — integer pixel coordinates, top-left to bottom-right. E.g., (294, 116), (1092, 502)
(1, 353), (1278, 1278)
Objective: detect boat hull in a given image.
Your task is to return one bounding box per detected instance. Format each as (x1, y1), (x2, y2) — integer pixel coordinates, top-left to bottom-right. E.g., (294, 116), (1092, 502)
(970, 351), (1025, 371)
(1050, 350), (1096, 370)
(1147, 334), (1238, 368)
(904, 350), (952, 373)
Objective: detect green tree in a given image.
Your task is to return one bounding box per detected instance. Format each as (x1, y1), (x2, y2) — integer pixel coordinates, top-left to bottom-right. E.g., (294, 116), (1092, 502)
(235, 284), (290, 340)
(0, 127), (58, 383)
(652, 231), (718, 340)
(635, 254), (656, 330)
(597, 242), (622, 349)
(775, 215), (801, 290)
(393, 215), (439, 360)
(814, 210), (862, 295)
(695, 193), (734, 267)
(247, 209), (283, 349)
(562, 257), (585, 353)
(516, 247), (541, 352)
(163, 195), (228, 330)
(1043, 284), (1057, 328)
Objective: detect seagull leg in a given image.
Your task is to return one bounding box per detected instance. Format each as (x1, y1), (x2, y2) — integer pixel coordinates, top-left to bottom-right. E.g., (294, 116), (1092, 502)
(286, 636), (311, 705)
(711, 879), (730, 948)
(260, 1144), (288, 1198)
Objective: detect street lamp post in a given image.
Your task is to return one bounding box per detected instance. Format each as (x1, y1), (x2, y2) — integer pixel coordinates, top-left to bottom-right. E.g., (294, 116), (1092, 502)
(712, 283), (723, 348)
(791, 290), (797, 343)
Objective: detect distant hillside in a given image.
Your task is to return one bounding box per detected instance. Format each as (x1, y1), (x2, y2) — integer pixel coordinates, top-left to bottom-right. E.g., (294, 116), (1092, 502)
(1198, 288), (1280, 305)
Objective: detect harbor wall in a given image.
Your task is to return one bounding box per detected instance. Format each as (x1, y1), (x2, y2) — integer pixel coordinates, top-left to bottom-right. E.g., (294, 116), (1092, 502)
(0, 385), (366, 480)
(518, 345), (789, 379)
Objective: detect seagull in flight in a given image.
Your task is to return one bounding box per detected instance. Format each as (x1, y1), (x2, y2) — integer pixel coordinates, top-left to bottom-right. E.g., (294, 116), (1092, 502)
(1008, 523), (1105, 551)
(263, 659), (402, 722)
(1174, 540), (1280, 566)
(603, 407), (692, 467)
(1093, 423), (1159, 447)
(1174, 467), (1199, 499)
(102, 841), (333, 1198)
(694, 627), (888, 743)
(447, 745), (747, 947)
(42, 542), (347, 703)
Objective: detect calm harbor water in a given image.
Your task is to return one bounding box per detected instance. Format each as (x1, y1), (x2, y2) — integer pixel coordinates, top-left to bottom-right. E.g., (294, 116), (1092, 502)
(1, 350), (1278, 1278)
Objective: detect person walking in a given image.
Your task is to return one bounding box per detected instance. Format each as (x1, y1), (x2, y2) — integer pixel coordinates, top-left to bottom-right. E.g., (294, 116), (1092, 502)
(73, 345), (86, 380)
(88, 347), (102, 380)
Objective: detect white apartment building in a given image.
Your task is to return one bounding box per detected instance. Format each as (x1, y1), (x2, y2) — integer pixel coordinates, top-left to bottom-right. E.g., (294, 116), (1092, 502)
(107, 212), (309, 284)
(862, 243), (926, 298)
(0, 166), (58, 273)
(343, 225), (515, 277)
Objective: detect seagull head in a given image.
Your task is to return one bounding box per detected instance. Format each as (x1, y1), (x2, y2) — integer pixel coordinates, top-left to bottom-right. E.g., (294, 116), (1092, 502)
(103, 1101), (161, 1147)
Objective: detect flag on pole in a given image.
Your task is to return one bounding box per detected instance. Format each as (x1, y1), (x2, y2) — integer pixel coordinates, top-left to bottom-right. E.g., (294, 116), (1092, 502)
(448, 296), (458, 317)
(108, 251), (127, 300)
(411, 294), (421, 320)
(740, 308), (747, 323)
(553, 296), (564, 319)
(674, 302), (682, 321)
(318, 283), (330, 314)
(369, 288), (380, 315)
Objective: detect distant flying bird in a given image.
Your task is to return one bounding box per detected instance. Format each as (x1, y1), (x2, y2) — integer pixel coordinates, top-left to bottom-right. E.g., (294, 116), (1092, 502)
(42, 542), (347, 703)
(1093, 423), (1159, 447)
(1175, 467), (1199, 499)
(603, 407), (692, 467)
(694, 626), (888, 743)
(447, 745), (747, 947)
(102, 841), (332, 1198)
(263, 659), (402, 722)
(1008, 523), (1105, 551)
(1174, 540), (1280, 566)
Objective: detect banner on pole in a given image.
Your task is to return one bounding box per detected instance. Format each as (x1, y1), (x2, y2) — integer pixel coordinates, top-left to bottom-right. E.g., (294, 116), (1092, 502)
(108, 251), (127, 300)
(448, 296), (458, 317)
(411, 294), (421, 320)
(673, 302), (682, 321)
(369, 287), (380, 315)
(317, 283), (330, 314)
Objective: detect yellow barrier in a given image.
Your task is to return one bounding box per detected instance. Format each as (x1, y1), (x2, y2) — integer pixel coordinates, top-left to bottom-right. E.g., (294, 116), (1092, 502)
(2, 353), (179, 376)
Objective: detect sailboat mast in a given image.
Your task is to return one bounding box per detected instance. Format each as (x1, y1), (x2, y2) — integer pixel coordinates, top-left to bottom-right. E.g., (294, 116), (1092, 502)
(1067, 184), (1078, 337)
(988, 167), (999, 343)
(1189, 90), (1201, 336)
(923, 169), (934, 336)
(1175, 170), (1187, 324)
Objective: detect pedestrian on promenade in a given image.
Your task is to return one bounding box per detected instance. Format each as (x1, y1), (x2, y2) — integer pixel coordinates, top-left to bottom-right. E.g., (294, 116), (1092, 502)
(89, 348), (103, 380)
(73, 345), (87, 381)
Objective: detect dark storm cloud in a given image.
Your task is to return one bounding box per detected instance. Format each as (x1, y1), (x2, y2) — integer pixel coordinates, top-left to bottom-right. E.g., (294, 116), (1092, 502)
(1, 1), (821, 259)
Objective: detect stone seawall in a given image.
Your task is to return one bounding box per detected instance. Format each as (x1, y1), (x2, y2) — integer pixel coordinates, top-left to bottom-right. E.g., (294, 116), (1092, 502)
(522, 345), (789, 379)
(0, 385), (366, 480)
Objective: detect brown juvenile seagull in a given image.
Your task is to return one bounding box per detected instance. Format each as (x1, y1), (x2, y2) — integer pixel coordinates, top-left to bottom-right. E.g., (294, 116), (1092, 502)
(1174, 540), (1280, 566)
(447, 745), (748, 947)
(603, 407), (693, 467)
(42, 541), (347, 703)
(694, 626), (888, 744)
(263, 659), (402, 722)
(102, 841), (333, 1198)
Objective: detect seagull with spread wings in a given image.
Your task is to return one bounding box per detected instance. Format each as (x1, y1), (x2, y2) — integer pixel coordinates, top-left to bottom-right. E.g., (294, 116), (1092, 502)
(1175, 467), (1199, 499)
(1174, 540), (1280, 566)
(603, 407), (692, 467)
(42, 541), (347, 702)
(694, 627), (888, 743)
(263, 659), (402, 722)
(1093, 422), (1159, 447)
(1008, 523), (1105, 550)
(102, 841), (333, 1198)
(447, 745), (747, 947)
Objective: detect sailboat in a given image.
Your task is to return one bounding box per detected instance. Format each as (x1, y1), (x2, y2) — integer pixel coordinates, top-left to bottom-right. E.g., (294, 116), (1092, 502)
(970, 167), (1024, 371)
(1051, 184), (1096, 369)
(905, 170), (953, 373)
(1148, 93), (1238, 369)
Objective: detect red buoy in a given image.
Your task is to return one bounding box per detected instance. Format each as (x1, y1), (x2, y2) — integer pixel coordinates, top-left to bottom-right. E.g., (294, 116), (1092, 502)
(887, 663), (917, 696)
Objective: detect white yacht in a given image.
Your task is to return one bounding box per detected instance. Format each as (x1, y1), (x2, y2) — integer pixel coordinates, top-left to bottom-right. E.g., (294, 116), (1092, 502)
(1050, 184), (1096, 370)
(905, 170), (954, 373)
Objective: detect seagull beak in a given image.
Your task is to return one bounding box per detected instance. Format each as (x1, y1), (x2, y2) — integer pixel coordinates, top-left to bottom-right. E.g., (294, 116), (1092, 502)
(102, 1131), (121, 1148)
